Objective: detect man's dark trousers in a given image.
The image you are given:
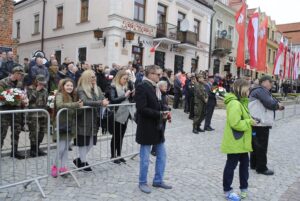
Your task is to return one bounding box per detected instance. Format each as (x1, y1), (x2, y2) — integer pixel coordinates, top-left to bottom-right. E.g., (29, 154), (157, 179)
(250, 126), (270, 172)
(204, 100), (216, 129)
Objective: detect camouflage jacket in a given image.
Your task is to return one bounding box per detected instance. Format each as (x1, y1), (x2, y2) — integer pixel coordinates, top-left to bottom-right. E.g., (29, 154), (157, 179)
(0, 77), (23, 91)
(0, 77), (24, 109)
(194, 82), (208, 104)
(27, 86), (48, 117)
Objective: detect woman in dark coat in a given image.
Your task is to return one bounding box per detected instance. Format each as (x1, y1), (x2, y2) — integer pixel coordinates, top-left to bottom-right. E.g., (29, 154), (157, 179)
(74, 70), (109, 171)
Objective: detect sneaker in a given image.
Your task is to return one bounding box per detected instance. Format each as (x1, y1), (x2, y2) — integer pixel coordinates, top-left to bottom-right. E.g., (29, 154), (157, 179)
(225, 192), (240, 201)
(51, 165), (58, 178)
(240, 190), (248, 199)
(139, 184), (151, 194)
(152, 182), (172, 189)
(119, 158), (126, 163)
(59, 167), (68, 173)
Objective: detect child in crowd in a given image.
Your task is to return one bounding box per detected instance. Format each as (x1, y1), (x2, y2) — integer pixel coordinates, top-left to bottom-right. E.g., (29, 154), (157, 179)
(221, 79), (258, 200)
(51, 78), (83, 177)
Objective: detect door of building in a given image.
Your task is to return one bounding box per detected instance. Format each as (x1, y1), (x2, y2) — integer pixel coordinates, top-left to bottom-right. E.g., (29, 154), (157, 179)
(174, 55), (184, 73)
(191, 58), (198, 73)
(55, 50), (61, 65)
(132, 46), (143, 67)
(155, 51), (165, 69)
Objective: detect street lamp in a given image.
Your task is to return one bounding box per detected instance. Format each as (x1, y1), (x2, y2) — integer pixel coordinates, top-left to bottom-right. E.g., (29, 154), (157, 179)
(93, 28), (106, 46)
(123, 31), (135, 47)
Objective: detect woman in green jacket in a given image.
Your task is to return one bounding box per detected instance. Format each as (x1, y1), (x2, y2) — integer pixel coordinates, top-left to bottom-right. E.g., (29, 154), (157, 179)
(221, 79), (258, 201)
(51, 78), (83, 177)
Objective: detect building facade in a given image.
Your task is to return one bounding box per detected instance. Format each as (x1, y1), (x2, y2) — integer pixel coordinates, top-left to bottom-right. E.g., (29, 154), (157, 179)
(13, 0), (214, 73)
(210, 0), (238, 77)
(0, 0), (15, 53)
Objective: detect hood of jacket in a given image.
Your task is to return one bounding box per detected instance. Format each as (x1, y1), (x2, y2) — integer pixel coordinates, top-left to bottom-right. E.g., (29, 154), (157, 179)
(224, 93), (249, 107)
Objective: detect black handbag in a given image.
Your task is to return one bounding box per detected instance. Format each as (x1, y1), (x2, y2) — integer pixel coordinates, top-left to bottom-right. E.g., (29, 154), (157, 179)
(59, 123), (72, 133)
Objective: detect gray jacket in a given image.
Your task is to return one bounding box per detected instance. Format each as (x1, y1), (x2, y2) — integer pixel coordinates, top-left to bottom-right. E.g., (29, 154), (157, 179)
(249, 86), (279, 111)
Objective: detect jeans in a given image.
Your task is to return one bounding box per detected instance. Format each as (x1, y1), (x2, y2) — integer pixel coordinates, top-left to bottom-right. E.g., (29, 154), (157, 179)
(223, 153), (249, 192)
(139, 143), (166, 185)
(250, 126), (270, 172)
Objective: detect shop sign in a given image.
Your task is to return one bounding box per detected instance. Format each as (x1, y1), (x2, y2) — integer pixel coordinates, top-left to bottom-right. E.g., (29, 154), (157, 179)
(122, 20), (155, 37)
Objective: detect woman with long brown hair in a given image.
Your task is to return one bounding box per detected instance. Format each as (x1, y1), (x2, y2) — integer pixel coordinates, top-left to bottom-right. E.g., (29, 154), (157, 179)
(52, 78), (83, 177)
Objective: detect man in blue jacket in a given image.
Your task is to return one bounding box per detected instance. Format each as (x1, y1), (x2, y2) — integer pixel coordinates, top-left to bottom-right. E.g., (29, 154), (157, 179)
(249, 75), (284, 175)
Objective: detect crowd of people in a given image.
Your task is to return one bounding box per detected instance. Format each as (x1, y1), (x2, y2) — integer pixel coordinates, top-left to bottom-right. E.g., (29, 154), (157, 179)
(0, 50), (288, 198)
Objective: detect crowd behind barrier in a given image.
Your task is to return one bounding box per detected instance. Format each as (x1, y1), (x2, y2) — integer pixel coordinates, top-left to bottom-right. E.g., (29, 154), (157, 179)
(1, 50), (300, 198)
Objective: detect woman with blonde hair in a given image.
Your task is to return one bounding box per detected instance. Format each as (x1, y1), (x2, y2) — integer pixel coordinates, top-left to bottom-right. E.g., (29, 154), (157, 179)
(221, 79), (258, 200)
(108, 70), (134, 164)
(74, 70), (109, 171)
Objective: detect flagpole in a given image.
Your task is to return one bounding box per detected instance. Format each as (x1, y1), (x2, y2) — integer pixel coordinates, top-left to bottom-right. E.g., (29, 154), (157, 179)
(244, 0), (248, 78)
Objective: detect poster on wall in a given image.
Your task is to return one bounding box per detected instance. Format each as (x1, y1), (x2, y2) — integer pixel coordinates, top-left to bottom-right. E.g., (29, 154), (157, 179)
(0, 46), (12, 52)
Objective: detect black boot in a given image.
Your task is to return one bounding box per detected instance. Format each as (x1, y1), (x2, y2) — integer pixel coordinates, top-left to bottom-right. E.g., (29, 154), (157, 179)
(73, 158), (84, 168)
(197, 126), (205, 132)
(30, 145), (38, 157)
(10, 145), (26, 159)
(37, 143), (47, 156)
(192, 126), (199, 134)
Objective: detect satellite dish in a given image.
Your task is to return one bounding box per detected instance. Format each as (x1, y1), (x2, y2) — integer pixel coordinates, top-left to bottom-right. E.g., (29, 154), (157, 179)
(180, 19), (190, 32)
(221, 30), (227, 38)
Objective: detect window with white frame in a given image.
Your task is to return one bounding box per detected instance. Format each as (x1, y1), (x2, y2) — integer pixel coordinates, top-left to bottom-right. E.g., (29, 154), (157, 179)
(134, 0), (146, 23)
(56, 6), (63, 28)
(228, 26), (234, 40)
(33, 14), (40, 34)
(216, 20), (223, 37)
(16, 21), (20, 39)
(80, 0), (89, 22)
(78, 47), (87, 62)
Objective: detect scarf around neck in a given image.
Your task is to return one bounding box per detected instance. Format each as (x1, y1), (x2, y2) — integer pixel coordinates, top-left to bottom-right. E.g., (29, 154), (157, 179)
(143, 77), (162, 100)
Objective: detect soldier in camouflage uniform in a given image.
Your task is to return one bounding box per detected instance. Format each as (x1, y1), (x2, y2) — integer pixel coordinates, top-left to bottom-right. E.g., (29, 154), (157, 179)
(27, 75), (49, 157)
(0, 66), (27, 159)
(193, 74), (208, 134)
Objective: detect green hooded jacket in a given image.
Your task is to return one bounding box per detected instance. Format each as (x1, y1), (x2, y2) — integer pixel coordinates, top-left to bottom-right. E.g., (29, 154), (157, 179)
(221, 93), (253, 154)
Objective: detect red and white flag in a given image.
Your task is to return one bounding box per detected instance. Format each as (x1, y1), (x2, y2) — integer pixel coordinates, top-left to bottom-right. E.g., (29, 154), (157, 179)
(273, 36), (284, 75)
(150, 41), (163, 53)
(235, 1), (247, 68)
(247, 11), (259, 69)
(293, 51), (299, 80)
(283, 43), (288, 78)
(257, 17), (268, 72)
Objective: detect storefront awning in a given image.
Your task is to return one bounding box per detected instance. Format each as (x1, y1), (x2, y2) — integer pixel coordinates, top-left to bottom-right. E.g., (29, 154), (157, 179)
(153, 37), (181, 45)
(176, 43), (202, 51)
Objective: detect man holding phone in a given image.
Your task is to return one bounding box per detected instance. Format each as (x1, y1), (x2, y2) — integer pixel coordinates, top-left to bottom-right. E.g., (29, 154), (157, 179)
(249, 75), (284, 176)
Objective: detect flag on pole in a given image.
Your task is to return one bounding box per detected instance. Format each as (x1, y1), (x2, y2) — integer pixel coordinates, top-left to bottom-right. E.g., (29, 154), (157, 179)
(273, 36), (284, 75)
(247, 11), (259, 69)
(294, 51), (299, 80)
(235, 1), (246, 68)
(150, 40), (163, 53)
(283, 41), (288, 78)
(288, 51), (294, 79)
(257, 17), (268, 72)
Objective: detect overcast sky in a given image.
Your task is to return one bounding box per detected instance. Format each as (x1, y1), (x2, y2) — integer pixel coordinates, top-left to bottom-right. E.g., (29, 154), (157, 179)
(247, 0), (300, 24)
(14, 0), (300, 24)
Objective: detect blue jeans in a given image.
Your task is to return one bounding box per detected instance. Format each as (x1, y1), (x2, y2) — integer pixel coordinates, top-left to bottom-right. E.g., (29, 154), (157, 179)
(139, 143), (166, 185)
(223, 153), (249, 192)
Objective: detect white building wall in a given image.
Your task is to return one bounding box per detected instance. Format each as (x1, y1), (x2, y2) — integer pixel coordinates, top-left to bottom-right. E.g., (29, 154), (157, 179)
(14, 0), (214, 72)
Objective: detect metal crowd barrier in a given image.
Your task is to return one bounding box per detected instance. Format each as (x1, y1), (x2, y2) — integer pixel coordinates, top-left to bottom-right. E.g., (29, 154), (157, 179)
(55, 103), (138, 186)
(0, 109), (51, 198)
(275, 100), (300, 121)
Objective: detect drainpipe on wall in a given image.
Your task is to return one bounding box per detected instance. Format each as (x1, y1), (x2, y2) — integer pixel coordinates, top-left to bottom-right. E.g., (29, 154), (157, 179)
(41, 0), (46, 51)
(208, 10), (216, 72)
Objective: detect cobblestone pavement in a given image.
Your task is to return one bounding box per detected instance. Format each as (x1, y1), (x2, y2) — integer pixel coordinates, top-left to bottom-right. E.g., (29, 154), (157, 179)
(0, 105), (300, 201)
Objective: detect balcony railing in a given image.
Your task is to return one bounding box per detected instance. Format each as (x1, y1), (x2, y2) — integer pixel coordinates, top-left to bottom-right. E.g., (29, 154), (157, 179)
(177, 31), (197, 46)
(156, 23), (177, 40)
(215, 37), (232, 50)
